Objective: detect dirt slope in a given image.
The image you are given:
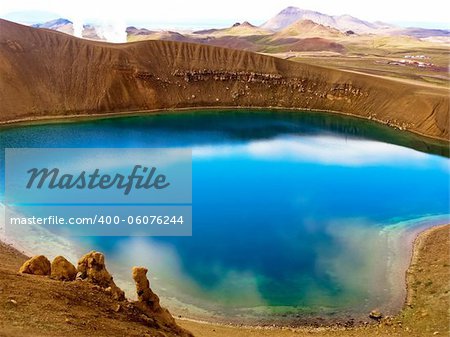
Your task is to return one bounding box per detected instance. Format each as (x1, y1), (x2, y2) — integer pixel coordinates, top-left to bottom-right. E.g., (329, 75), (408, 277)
(0, 19), (448, 140)
(0, 242), (192, 337)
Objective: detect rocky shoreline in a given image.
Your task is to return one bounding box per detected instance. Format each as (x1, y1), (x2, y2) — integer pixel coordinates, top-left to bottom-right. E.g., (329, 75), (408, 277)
(179, 224), (450, 336)
(1, 246), (193, 337)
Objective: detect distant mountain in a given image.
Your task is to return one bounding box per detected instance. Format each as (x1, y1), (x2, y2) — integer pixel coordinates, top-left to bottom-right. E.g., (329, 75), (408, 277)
(128, 30), (193, 43)
(32, 18), (72, 29)
(260, 6), (385, 34)
(274, 19), (344, 39)
(31, 18), (105, 40)
(126, 26), (156, 36)
(192, 28), (219, 35)
(31, 9), (450, 47)
(261, 6), (449, 37)
(193, 21), (270, 37)
(32, 18), (74, 35)
(390, 27), (450, 38)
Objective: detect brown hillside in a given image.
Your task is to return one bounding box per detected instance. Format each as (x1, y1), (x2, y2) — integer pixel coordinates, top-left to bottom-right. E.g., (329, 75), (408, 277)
(274, 19), (344, 39)
(274, 37), (345, 53)
(209, 21), (271, 37)
(0, 19), (448, 140)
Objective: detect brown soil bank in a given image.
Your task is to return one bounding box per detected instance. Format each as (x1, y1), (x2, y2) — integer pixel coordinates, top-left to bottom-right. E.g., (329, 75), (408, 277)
(0, 243), (193, 337)
(0, 19), (448, 140)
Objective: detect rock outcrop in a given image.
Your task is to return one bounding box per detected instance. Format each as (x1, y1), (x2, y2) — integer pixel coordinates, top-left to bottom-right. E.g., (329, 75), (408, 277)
(132, 267), (163, 311)
(77, 251), (125, 300)
(18, 255), (51, 276)
(6, 245), (194, 337)
(132, 266), (193, 337)
(50, 255), (77, 281)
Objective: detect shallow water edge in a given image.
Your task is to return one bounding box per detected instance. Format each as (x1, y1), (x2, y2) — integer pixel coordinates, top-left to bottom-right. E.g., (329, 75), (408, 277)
(1, 202), (447, 327)
(0, 106), (448, 150)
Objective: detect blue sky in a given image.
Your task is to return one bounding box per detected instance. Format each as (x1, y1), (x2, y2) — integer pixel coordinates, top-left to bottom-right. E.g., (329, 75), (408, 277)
(1, 0), (448, 30)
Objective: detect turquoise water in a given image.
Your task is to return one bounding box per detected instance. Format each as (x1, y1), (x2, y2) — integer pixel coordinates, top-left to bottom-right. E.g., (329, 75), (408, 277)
(1, 110), (449, 323)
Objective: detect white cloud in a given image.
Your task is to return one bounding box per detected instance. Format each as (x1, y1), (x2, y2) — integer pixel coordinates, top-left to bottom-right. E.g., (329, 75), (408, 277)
(111, 237), (266, 311)
(38, 148), (190, 172)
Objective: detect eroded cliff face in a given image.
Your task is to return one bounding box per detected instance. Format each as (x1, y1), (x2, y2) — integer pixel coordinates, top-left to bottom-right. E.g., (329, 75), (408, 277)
(0, 19), (448, 140)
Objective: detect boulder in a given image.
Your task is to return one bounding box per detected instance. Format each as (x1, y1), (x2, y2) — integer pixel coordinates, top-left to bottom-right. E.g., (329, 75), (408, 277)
(51, 256), (77, 281)
(18, 255), (51, 276)
(369, 309), (383, 320)
(77, 251), (125, 300)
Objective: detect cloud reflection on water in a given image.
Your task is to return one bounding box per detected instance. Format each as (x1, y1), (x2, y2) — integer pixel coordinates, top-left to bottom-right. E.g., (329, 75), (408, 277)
(193, 135), (428, 166)
(110, 237), (267, 313)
